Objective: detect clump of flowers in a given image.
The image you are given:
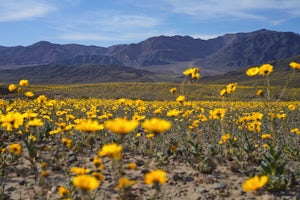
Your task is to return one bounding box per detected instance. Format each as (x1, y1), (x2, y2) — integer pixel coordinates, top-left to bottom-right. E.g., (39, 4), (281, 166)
(246, 64), (273, 77)
(209, 108), (226, 120)
(183, 67), (200, 79)
(220, 83), (238, 96)
(75, 119), (104, 133)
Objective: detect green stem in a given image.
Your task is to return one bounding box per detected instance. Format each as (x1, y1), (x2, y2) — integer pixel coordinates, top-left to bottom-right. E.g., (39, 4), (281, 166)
(277, 69), (296, 101)
(266, 74), (271, 101)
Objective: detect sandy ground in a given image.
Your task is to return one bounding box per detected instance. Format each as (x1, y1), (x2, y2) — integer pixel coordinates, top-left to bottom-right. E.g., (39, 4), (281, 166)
(2, 148), (300, 200)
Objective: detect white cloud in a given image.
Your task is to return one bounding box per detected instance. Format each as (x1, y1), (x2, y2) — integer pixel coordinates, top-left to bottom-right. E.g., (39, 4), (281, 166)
(162, 0), (300, 20)
(190, 34), (221, 40)
(54, 11), (164, 45)
(0, 0), (56, 22)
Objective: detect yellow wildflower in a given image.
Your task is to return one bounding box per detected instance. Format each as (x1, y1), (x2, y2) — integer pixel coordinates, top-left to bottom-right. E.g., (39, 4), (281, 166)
(144, 169), (167, 186)
(262, 143), (270, 149)
(242, 175), (268, 192)
(40, 170), (49, 177)
(27, 118), (44, 127)
(146, 133), (154, 138)
(289, 61), (300, 70)
(98, 143), (122, 160)
(104, 118), (138, 134)
(70, 167), (90, 175)
(142, 118), (171, 134)
(19, 79), (29, 86)
(41, 162), (47, 169)
(290, 128), (300, 135)
(25, 91), (34, 98)
(61, 138), (72, 148)
(0, 112), (24, 131)
(1, 148), (6, 153)
(36, 95), (47, 103)
(246, 67), (259, 76)
(115, 177), (137, 190)
(8, 84), (17, 92)
(258, 64), (273, 76)
(136, 132), (142, 137)
(221, 133), (231, 143)
(128, 162), (137, 170)
(153, 108), (162, 114)
(75, 119), (104, 133)
(220, 88), (227, 96)
(170, 87), (177, 94)
(72, 175), (99, 191)
(256, 89), (264, 96)
(8, 143), (22, 155)
(183, 67), (200, 79)
(29, 134), (37, 141)
(288, 104), (295, 111)
(176, 95), (185, 103)
(92, 156), (104, 170)
(166, 109), (181, 117)
(261, 134), (271, 139)
(209, 108), (226, 120)
(58, 186), (70, 198)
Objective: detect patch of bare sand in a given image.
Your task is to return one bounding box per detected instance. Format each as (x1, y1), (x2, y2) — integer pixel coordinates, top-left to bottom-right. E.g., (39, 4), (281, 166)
(3, 151), (300, 200)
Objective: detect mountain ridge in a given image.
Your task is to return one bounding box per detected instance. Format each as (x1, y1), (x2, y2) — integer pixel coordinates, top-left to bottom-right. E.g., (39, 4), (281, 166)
(1, 29), (300, 83)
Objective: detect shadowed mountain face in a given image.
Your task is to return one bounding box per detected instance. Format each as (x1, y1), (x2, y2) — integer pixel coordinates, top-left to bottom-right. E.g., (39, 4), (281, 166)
(0, 29), (300, 84)
(1, 29), (300, 70)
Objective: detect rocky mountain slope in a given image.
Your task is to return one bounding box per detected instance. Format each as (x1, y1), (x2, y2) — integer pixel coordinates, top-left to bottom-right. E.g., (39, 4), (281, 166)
(1, 29), (300, 71)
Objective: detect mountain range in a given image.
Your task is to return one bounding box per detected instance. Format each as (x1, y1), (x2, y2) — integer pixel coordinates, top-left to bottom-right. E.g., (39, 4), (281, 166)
(0, 29), (300, 84)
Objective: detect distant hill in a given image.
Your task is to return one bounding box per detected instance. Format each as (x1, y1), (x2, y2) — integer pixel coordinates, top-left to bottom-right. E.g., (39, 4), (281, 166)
(0, 64), (179, 84)
(1, 29), (300, 84)
(1, 30), (300, 69)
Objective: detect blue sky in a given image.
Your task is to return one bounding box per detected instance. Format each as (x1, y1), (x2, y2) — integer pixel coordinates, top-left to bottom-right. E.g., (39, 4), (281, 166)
(1, 0), (300, 47)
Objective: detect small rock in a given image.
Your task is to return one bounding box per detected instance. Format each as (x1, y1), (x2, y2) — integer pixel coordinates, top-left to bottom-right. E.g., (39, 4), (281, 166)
(6, 187), (15, 192)
(213, 182), (227, 190)
(19, 180), (26, 185)
(173, 174), (181, 181)
(136, 159), (145, 166)
(195, 186), (208, 193)
(68, 155), (77, 163)
(183, 176), (195, 182)
(141, 169), (149, 174)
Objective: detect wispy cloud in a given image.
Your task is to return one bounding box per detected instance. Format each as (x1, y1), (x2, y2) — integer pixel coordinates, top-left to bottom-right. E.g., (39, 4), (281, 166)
(55, 11), (164, 45)
(190, 34), (222, 40)
(0, 0), (56, 22)
(162, 0), (300, 21)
